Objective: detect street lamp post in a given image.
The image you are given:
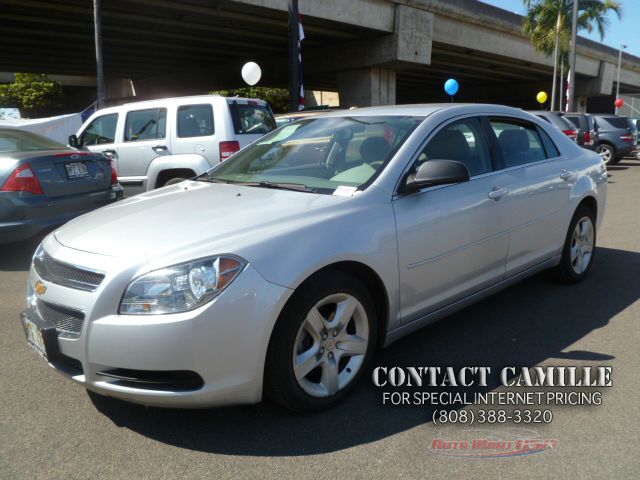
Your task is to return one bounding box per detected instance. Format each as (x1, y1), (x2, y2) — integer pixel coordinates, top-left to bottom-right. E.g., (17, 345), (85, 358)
(615, 44), (627, 115)
(93, 0), (105, 110)
(567, 0), (578, 113)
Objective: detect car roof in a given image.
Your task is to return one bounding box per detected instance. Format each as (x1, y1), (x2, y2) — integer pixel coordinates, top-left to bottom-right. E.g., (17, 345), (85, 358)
(592, 113), (629, 118)
(92, 95), (267, 115)
(315, 103), (533, 118)
(528, 110), (564, 116)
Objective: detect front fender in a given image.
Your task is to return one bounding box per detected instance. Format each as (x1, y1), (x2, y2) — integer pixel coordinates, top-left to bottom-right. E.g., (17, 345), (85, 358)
(146, 154), (212, 190)
(569, 161), (607, 231)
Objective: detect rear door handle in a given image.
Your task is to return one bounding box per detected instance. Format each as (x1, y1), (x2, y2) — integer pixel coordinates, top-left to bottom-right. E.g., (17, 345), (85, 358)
(152, 145), (168, 152)
(488, 186), (508, 201)
(102, 149), (117, 157)
(560, 170), (572, 181)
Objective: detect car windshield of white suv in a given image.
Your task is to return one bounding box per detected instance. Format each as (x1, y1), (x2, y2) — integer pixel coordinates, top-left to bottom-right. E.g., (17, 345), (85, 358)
(201, 115), (422, 194)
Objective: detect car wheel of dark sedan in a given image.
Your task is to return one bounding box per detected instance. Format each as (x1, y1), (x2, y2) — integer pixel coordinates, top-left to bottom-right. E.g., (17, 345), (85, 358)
(265, 271), (377, 412)
(554, 205), (596, 284)
(597, 144), (618, 165)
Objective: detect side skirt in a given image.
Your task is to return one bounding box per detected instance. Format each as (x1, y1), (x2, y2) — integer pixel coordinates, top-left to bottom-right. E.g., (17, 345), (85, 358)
(383, 256), (561, 347)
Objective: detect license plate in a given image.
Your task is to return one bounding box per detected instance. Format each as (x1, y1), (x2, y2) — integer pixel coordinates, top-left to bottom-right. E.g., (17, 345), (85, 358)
(65, 162), (89, 179)
(22, 317), (47, 359)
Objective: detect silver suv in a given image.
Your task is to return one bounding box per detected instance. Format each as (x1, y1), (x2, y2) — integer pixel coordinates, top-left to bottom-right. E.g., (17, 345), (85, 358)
(71, 95), (276, 195)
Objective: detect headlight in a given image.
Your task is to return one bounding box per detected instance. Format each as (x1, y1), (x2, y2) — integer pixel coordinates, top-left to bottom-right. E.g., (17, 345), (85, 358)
(119, 255), (246, 315)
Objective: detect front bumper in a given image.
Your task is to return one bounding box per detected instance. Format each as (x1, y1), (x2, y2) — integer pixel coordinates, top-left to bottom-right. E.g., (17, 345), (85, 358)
(21, 237), (292, 408)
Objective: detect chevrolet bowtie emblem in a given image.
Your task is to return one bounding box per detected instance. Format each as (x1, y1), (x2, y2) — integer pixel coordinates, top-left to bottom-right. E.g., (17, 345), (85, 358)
(35, 281), (47, 296)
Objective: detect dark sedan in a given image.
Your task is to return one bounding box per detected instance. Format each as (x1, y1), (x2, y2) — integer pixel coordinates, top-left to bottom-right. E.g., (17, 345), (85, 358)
(0, 128), (122, 244)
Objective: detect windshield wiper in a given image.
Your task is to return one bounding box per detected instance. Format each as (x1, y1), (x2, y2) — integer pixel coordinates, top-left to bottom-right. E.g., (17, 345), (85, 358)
(231, 181), (316, 193)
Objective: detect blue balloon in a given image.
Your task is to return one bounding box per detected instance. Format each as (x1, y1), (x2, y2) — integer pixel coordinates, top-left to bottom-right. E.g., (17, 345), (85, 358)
(444, 78), (459, 96)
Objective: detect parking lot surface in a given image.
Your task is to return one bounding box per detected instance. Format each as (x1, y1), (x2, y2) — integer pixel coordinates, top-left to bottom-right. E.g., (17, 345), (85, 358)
(1, 160), (639, 479)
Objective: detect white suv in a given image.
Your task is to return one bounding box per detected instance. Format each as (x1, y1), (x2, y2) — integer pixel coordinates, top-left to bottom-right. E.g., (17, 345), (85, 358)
(71, 95), (276, 195)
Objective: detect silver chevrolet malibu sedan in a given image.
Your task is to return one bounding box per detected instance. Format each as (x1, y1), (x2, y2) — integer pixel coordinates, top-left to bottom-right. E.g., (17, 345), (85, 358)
(22, 104), (607, 412)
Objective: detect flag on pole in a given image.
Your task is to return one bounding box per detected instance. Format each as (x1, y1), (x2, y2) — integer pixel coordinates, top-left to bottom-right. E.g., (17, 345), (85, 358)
(297, 16), (305, 111)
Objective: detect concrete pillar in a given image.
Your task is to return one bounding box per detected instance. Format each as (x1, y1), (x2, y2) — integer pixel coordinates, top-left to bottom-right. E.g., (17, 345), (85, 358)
(578, 61), (615, 97)
(337, 68), (396, 107)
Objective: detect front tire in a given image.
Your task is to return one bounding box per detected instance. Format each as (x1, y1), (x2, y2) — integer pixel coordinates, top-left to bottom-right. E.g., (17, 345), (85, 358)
(553, 205), (596, 284)
(265, 271), (377, 412)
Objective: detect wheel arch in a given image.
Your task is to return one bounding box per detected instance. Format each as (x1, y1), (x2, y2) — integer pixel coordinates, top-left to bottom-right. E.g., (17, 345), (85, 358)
(145, 153), (210, 190)
(577, 195), (598, 222)
(276, 261), (390, 349)
(154, 168), (198, 188)
(597, 140), (616, 152)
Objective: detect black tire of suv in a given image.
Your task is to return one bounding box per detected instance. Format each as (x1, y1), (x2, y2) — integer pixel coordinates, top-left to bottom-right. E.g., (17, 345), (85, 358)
(163, 177), (188, 186)
(553, 205), (596, 284)
(264, 270), (378, 413)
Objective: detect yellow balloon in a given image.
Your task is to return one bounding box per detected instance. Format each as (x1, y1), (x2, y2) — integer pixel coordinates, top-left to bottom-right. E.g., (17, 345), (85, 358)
(536, 91), (548, 104)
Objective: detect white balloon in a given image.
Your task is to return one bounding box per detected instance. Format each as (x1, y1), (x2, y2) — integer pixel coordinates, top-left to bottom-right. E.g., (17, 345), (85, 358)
(241, 62), (262, 86)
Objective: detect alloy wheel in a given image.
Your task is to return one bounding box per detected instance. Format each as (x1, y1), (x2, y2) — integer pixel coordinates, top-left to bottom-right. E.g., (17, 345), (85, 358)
(292, 293), (369, 398)
(570, 216), (595, 275)
(598, 145), (613, 164)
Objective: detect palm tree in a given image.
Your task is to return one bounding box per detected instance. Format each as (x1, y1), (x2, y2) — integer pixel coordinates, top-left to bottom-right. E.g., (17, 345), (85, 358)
(523, 0), (622, 110)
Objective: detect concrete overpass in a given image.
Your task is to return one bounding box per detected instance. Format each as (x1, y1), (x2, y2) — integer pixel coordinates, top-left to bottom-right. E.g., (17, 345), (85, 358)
(1, 0), (640, 111)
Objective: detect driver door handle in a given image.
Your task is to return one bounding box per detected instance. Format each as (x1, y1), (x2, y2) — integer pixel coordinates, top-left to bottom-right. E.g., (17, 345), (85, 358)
(152, 145), (168, 152)
(488, 186), (508, 201)
(102, 149), (117, 157)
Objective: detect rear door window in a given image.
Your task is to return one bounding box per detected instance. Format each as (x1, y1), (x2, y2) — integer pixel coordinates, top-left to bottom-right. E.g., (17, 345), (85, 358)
(124, 108), (167, 142)
(601, 116), (629, 129)
(229, 103), (276, 135)
(177, 104), (214, 138)
(489, 119), (548, 167)
(537, 127), (560, 158)
(80, 113), (118, 146)
(565, 116), (580, 129)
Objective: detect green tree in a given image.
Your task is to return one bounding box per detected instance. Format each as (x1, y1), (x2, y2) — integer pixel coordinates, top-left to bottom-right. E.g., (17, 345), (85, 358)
(209, 86), (290, 113)
(524, 0), (621, 59)
(523, 0), (622, 109)
(0, 73), (64, 118)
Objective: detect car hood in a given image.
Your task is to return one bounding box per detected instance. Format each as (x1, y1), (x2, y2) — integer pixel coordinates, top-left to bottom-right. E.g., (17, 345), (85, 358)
(54, 180), (344, 259)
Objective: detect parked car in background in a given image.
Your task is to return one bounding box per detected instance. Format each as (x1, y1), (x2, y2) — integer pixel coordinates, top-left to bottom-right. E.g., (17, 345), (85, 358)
(0, 128), (122, 245)
(564, 112), (598, 150)
(529, 111), (579, 143)
(23, 104), (607, 412)
(592, 114), (638, 164)
(71, 95), (276, 196)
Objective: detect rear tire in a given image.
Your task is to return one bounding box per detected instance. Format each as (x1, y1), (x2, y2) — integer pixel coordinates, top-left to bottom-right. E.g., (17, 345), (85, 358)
(265, 271), (377, 412)
(553, 205), (596, 284)
(597, 143), (617, 165)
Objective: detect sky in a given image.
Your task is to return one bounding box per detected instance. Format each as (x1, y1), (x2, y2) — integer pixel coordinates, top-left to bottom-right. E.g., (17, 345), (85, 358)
(479, 0), (640, 57)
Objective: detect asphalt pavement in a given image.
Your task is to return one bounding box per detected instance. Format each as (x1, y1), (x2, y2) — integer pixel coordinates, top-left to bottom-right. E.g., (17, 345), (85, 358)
(1, 159), (639, 479)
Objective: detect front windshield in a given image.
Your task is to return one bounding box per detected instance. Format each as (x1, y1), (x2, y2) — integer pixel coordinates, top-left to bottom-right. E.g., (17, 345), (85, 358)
(0, 129), (67, 153)
(204, 115), (423, 194)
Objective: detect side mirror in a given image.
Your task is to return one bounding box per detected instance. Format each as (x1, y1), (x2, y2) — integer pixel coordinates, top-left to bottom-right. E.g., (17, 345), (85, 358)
(404, 159), (470, 192)
(69, 134), (79, 148)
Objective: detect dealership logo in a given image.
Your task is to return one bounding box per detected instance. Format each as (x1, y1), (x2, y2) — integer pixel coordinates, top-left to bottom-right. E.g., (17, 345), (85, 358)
(429, 429), (558, 459)
(35, 281), (47, 296)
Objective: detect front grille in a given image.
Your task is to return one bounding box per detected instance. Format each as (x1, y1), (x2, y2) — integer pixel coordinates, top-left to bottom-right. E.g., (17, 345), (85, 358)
(36, 300), (85, 338)
(34, 249), (105, 292)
